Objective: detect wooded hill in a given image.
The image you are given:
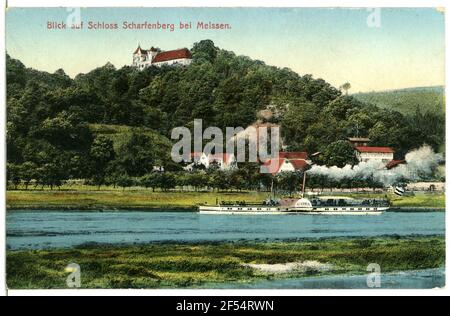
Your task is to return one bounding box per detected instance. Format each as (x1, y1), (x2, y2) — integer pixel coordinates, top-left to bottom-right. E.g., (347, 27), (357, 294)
(353, 86), (444, 116)
(6, 39), (445, 188)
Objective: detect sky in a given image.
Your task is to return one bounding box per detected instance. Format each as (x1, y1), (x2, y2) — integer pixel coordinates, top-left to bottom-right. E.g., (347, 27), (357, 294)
(6, 7), (445, 92)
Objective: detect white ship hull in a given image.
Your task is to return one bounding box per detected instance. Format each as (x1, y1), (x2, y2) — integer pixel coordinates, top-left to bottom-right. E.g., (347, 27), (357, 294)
(198, 205), (388, 215)
(198, 205), (291, 215)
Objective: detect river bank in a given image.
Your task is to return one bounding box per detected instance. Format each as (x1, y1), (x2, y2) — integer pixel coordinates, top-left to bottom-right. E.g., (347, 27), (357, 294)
(6, 236), (445, 289)
(6, 188), (445, 211)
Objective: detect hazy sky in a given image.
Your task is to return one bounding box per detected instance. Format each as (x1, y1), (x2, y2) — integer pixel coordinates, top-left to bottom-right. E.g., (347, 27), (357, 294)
(6, 7), (445, 92)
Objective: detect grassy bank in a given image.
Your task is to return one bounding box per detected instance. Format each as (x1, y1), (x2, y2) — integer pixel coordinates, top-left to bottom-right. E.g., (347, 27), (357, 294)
(6, 188), (269, 210)
(6, 236), (444, 289)
(6, 186), (445, 210)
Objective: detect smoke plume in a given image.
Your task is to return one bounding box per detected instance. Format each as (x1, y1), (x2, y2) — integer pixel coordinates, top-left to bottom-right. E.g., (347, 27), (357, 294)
(307, 145), (443, 186)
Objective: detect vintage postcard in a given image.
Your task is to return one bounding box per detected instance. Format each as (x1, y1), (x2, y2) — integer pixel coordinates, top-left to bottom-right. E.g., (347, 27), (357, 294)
(3, 4), (446, 296)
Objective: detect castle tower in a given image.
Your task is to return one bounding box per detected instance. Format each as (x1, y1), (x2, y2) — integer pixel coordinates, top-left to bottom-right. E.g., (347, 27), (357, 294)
(148, 46), (159, 61)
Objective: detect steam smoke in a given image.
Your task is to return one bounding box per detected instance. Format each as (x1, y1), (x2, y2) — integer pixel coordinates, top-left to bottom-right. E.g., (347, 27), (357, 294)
(307, 145), (443, 186)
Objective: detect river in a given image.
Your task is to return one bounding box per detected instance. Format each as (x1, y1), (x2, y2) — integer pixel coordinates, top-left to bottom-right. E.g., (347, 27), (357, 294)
(6, 210), (445, 250)
(202, 268), (445, 289)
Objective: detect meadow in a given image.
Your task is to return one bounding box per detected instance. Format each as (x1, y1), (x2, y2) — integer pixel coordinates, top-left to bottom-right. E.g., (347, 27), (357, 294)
(6, 236), (444, 289)
(6, 185), (445, 210)
(6, 187), (268, 210)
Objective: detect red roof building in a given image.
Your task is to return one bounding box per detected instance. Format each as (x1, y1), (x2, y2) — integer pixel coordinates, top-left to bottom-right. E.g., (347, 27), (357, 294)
(385, 159), (406, 169)
(354, 146), (395, 163)
(152, 48), (192, 63)
(261, 152), (309, 175)
(278, 151), (308, 160)
(355, 146), (394, 153)
(132, 45), (192, 69)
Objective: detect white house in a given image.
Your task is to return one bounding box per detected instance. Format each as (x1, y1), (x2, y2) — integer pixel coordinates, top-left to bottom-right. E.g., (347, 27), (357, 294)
(183, 152), (237, 171)
(208, 153), (237, 170)
(132, 45), (192, 69)
(354, 146), (394, 164)
(261, 152), (309, 175)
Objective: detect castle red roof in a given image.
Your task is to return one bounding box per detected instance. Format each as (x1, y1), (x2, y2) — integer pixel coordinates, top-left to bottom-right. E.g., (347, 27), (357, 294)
(355, 146), (394, 153)
(152, 48), (192, 63)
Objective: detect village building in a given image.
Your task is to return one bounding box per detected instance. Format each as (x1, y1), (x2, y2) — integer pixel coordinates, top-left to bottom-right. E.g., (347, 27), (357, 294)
(132, 45), (192, 69)
(348, 137), (371, 147)
(385, 159), (406, 170)
(348, 137), (396, 164)
(354, 146), (394, 164)
(262, 152), (309, 175)
(152, 165), (165, 172)
(406, 181), (445, 192)
(183, 152), (237, 171)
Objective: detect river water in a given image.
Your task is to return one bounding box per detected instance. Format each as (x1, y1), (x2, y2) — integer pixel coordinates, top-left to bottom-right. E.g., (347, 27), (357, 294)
(6, 210), (445, 250)
(202, 268), (445, 289)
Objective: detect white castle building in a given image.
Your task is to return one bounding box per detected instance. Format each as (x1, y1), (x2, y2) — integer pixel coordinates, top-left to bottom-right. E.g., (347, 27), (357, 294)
(132, 45), (193, 69)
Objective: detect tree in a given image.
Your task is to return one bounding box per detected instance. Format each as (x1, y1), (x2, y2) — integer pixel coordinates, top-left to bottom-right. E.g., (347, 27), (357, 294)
(185, 171), (208, 191)
(90, 135), (115, 188)
(322, 140), (358, 168)
(140, 172), (160, 192)
(20, 161), (37, 190)
(117, 174), (134, 190)
(276, 171), (303, 195)
(116, 130), (155, 177)
(191, 39), (218, 63)
(158, 172), (177, 191)
(209, 170), (231, 191)
(37, 163), (67, 190)
(281, 101), (317, 150)
(340, 82), (351, 95)
(7, 163), (22, 189)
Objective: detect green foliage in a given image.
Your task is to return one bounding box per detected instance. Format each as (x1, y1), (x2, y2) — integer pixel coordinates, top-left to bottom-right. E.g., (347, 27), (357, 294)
(117, 174), (134, 190)
(276, 171), (303, 195)
(321, 140), (359, 167)
(353, 86), (444, 115)
(6, 236), (445, 289)
(89, 135), (115, 187)
(116, 131), (155, 177)
(5, 41), (445, 190)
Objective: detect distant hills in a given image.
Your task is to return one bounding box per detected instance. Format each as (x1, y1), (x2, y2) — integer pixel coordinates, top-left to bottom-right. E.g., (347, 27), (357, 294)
(352, 86), (445, 115)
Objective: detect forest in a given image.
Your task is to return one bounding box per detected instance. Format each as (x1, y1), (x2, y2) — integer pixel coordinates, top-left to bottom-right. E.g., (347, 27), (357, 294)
(353, 86), (444, 117)
(6, 39), (445, 190)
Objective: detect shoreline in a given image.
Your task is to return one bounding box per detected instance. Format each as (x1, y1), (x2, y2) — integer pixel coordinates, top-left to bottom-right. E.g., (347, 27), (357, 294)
(6, 205), (445, 212)
(199, 267), (445, 289)
(7, 189), (445, 212)
(6, 236), (445, 289)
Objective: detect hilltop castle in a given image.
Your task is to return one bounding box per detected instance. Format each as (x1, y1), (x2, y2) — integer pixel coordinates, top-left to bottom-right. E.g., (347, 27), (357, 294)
(132, 45), (192, 69)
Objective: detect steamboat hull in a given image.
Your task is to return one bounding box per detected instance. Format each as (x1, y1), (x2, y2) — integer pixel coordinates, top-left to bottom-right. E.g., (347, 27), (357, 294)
(198, 205), (387, 215)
